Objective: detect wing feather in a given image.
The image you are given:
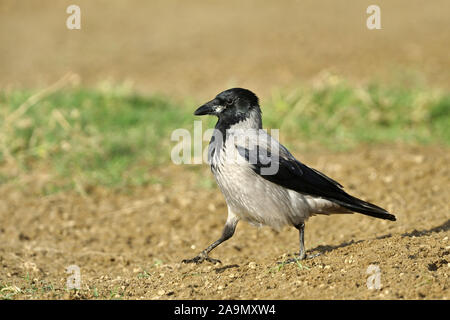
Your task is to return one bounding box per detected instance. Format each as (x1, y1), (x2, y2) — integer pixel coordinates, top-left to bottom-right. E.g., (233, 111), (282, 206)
(236, 144), (396, 221)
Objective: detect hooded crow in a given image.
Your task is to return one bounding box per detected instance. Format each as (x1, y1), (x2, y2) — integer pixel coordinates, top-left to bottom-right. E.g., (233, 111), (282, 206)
(183, 88), (396, 264)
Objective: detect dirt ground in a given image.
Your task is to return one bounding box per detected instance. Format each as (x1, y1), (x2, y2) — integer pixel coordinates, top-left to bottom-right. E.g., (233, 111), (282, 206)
(0, 0), (449, 300)
(1, 0), (450, 97)
(0, 145), (448, 299)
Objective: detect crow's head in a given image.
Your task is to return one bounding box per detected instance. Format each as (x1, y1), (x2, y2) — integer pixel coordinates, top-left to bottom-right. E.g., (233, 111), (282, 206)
(194, 88), (261, 127)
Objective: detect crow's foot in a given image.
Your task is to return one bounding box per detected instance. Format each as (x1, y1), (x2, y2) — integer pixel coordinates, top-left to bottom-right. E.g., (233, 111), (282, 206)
(182, 252), (221, 264)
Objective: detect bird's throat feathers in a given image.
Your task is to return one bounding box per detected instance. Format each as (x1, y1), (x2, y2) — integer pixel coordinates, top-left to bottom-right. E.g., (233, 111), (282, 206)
(208, 107), (262, 167)
(215, 106), (262, 136)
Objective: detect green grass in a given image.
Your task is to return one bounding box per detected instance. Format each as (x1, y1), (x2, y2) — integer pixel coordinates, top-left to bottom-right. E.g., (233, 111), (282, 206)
(0, 78), (448, 193)
(264, 81), (450, 148)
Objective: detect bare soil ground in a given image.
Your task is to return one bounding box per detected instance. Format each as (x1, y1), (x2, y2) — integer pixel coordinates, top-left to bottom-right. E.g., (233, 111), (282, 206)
(1, 145), (448, 299)
(0, 0), (448, 300)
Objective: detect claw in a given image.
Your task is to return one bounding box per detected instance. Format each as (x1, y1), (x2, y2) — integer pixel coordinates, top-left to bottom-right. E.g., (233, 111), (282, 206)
(182, 256), (202, 264)
(305, 252), (321, 259)
(205, 256), (221, 264)
(182, 252), (221, 264)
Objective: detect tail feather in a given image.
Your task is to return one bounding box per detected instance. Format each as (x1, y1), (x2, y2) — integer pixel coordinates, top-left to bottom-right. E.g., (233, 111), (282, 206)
(333, 195), (396, 221)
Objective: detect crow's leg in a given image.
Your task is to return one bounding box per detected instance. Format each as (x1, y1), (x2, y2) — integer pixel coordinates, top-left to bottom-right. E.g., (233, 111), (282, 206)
(297, 222), (307, 260)
(279, 222), (320, 264)
(182, 214), (239, 264)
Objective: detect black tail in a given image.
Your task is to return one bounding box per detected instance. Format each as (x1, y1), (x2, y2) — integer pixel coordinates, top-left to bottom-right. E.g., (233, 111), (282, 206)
(333, 195), (396, 221)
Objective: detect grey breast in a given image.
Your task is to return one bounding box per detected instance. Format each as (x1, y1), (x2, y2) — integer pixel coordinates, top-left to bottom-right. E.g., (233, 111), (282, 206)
(208, 127), (315, 230)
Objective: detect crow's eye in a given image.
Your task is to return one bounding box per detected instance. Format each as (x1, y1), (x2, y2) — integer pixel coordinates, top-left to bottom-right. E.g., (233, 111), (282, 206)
(225, 98), (233, 106)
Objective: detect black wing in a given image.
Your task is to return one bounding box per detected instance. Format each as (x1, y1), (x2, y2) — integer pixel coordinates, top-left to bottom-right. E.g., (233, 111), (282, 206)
(237, 145), (396, 221)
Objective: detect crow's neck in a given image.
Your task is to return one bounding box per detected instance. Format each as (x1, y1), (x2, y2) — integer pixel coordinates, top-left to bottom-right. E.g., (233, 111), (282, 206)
(208, 108), (262, 167)
(215, 108), (262, 138)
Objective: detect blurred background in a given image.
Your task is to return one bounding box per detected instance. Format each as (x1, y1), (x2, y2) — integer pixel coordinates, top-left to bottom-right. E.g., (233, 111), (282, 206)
(1, 0), (450, 96)
(0, 0), (448, 300)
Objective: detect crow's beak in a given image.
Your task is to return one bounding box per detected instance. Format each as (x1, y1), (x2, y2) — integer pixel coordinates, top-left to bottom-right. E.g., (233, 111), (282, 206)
(194, 98), (220, 116)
